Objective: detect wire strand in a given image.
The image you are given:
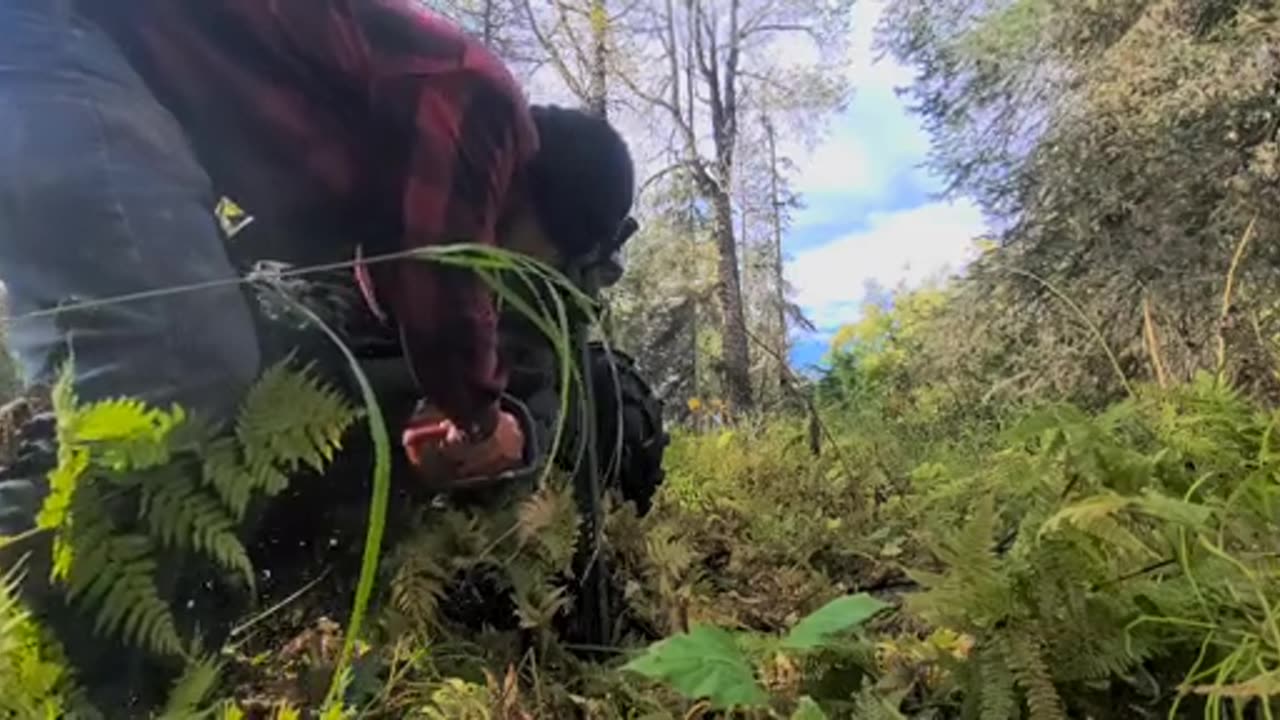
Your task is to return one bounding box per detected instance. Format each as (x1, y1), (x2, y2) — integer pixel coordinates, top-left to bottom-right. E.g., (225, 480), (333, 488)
(4, 247), (429, 324)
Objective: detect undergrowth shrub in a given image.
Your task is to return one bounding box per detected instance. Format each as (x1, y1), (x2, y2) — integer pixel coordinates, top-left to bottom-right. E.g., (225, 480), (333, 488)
(42, 359), (357, 657)
(652, 423), (875, 631)
(893, 374), (1280, 718)
(629, 374), (1280, 718)
(0, 358), (360, 716)
(383, 475), (581, 647)
(5, 276), (1278, 718)
(0, 562), (84, 718)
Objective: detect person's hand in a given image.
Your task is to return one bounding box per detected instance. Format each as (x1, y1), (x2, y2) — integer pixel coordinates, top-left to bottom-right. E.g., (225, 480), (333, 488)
(402, 408), (525, 485)
(446, 410), (525, 477)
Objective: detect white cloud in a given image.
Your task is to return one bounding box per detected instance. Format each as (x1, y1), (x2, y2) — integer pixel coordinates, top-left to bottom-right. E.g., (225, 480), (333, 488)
(786, 0), (928, 200)
(847, 0), (915, 91)
(792, 88), (929, 198)
(781, 0), (993, 337)
(786, 200), (988, 331)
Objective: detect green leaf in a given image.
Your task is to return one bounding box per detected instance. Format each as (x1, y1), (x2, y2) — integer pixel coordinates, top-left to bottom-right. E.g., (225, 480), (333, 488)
(792, 696), (830, 720)
(782, 593), (892, 651)
(1133, 490), (1212, 527)
(623, 625), (768, 709)
(159, 656), (222, 720)
(267, 293), (390, 710)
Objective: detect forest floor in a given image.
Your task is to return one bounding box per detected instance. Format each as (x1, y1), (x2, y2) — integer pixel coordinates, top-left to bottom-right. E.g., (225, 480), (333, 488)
(213, 378), (1280, 719)
(6, 372), (1279, 719)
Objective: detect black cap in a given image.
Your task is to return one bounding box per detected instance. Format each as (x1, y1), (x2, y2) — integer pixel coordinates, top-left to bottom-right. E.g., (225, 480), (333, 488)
(526, 105), (636, 259)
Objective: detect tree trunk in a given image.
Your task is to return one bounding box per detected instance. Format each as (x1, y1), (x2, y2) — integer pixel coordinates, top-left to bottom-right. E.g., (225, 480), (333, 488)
(711, 189), (753, 411)
(588, 0), (609, 118)
(763, 116), (789, 387)
(480, 0), (494, 45)
(687, 182), (701, 406)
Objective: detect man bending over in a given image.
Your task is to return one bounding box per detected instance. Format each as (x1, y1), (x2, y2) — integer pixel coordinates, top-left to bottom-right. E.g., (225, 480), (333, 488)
(0, 0), (635, 712)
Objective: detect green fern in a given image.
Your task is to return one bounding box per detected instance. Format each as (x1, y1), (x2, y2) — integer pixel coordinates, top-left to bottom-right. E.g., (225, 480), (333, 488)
(235, 360), (360, 478)
(1031, 542), (1157, 684)
(515, 477), (580, 574)
(60, 483), (182, 655)
(0, 560), (77, 719)
(848, 686), (906, 719)
(381, 475), (583, 643)
(907, 494), (1014, 632)
(978, 635), (1016, 720)
(903, 399), (1226, 716)
(201, 435), (267, 520)
(1007, 632), (1067, 720)
(141, 470), (253, 586)
(387, 533), (451, 634)
(158, 655), (223, 720)
(510, 566), (571, 631)
(35, 357), (359, 664)
(69, 396), (186, 471)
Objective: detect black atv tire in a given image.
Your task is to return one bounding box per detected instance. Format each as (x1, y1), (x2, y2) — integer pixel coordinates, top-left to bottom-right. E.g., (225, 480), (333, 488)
(586, 342), (668, 517)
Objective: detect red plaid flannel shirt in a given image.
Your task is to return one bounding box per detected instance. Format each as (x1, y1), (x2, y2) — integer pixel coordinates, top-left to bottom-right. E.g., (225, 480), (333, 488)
(85, 0), (539, 435)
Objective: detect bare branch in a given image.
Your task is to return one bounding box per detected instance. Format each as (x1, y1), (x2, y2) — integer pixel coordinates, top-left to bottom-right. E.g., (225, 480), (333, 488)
(638, 160), (698, 198)
(740, 22), (818, 38)
(517, 0), (590, 101)
(550, 0), (594, 88)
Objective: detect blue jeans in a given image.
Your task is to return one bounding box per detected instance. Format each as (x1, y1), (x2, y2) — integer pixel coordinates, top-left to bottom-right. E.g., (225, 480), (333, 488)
(0, 6), (261, 419)
(0, 5), (263, 714)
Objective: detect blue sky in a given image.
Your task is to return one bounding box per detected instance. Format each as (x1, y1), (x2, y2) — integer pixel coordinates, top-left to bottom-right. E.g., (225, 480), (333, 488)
(782, 0), (988, 370)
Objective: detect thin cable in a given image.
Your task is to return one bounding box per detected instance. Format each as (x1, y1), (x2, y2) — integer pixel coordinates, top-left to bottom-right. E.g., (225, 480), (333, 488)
(5, 247), (429, 324)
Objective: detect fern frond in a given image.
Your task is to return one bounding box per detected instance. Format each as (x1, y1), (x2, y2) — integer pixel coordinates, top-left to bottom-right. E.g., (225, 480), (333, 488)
(1007, 633), (1066, 720)
(1040, 493), (1132, 537)
(387, 527), (454, 634)
(0, 562), (26, 644)
(141, 470), (252, 586)
(908, 494), (1012, 630)
(516, 487), (560, 543)
(642, 524), (696, 580)
(62, 486), (181, 656)
(849, 686), (905, 720)
(159, 655), (223, 719)
(35, 444), (89, 534)
(1030, 543), (1155, 683)
(516, 480), (580, 572)
(978, 635), (1016, 720)
(512, 575), (570, 631)
(200, 361), (354, 521)
(34, 359), (359, 667)
(0, 560), (75, 719)
(201, 436), (253, 519)
(508, 557), (561, 609)
(91, 538), (180, 655)
(942, 494), (1002, 585)
(235, 360), (358, 477)
(440, 509), (495, 558)
(1040, 494), (1160, 560)
(70, 397), (185, 471)
(57, 485), (114, 592)
(955, 658), (983, 720)
(390, 556), (448, 633)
